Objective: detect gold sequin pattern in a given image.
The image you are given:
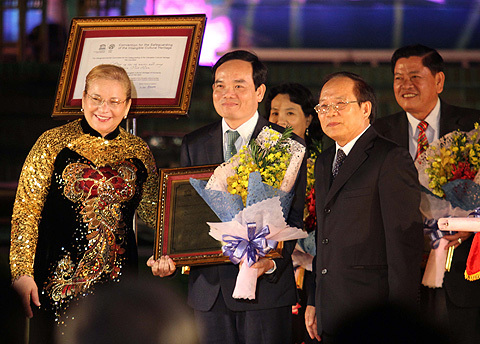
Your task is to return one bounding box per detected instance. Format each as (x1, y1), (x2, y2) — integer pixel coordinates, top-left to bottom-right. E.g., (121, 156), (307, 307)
(10, 119), (158, 282)
(46, 161), (134, 307)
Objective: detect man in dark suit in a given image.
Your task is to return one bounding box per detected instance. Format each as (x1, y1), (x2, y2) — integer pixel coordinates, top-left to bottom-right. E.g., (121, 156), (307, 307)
(373, 44), (480, 344)
(305, 72), (423, 343)
(148, 50), (306, 344)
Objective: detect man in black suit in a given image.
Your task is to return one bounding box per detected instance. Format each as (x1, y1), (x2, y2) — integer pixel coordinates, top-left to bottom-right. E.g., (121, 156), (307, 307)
(305, 72), (423, 343)
(373, 44), (480, 344)
(148, 50), (306, 344)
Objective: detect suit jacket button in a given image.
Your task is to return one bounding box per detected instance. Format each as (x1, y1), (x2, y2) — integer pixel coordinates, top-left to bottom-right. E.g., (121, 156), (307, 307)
(321, 268), (328, 275)
(322, 238), (329, 245)
(324, 208), (331, 214)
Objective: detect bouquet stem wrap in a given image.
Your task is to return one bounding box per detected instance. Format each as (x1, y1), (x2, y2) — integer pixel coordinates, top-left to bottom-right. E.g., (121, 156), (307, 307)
(206, 196), (308, 299)
(222, 223), (277, 299)
(422, 218), (455, 288)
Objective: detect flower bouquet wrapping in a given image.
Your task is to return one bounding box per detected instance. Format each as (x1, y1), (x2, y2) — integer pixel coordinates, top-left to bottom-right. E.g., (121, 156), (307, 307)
(416, 124), (480, 286)
(190, 126), (307, 300)
(294, 152), (318, 272)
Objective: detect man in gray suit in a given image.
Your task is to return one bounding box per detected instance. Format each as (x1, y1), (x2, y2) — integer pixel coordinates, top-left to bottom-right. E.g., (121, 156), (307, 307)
(374, 44), (480, 344)
(149, 50), (306, 344)
(305, 72), (423, 343)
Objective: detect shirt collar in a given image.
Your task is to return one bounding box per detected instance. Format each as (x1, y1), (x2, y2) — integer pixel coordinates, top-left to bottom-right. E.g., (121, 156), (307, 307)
(335, 124), (371, 156)
(81, 117), (120, 140)
(406, 98), (441, 140)
(221, 111), (259, 143)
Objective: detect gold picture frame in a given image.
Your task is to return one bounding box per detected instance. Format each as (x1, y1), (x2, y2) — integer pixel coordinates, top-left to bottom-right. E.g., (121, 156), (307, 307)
(154, 165), (283, 267)
(52, 14), (206, 119)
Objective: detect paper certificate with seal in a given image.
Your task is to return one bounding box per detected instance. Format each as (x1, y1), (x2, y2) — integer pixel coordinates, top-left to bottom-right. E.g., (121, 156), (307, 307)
(73, 36), (188, 99)
(52, 15), (206, 118)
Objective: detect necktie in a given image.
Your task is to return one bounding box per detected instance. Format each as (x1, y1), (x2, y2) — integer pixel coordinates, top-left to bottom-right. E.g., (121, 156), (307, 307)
(416, 121), (429, 159)
(332, 149), (346, 178)
(225, 130), (240, 161)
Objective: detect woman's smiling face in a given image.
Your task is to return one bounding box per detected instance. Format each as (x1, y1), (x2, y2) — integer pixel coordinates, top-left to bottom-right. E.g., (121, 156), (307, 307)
(82, 78), (131, 137)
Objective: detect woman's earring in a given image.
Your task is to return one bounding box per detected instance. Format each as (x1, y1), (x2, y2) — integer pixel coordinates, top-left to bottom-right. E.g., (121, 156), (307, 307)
(305, 128), (309, 136)
(80, 108), (84, 113)
(124, 115), (127, 119)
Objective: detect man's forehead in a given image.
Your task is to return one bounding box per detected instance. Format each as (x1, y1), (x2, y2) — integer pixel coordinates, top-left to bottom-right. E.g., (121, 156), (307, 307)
(214, 77), (248, 84)
(394, 66), (426, 74)
(394, 57), (429, 73)
(320, 80), (354, 101)
(319, 94), (350, 102)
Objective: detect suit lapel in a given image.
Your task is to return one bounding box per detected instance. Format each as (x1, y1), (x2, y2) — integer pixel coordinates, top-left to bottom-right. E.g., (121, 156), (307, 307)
(324, 127), (376, 205)
(394, 113), (410, 149)
(318, 148), (335, 202)
(439, 100), (461, 136)
(205, 122), (224, 164)
(253, 116), (270, 139)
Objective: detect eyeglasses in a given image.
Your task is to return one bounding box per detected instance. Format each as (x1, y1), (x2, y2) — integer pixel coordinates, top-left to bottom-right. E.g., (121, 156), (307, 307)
(86, 93), (127, 109)
(314, 100), (361, 115)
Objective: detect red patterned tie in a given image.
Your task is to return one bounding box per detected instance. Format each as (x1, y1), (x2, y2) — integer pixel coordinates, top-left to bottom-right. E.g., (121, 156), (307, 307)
(416, 120), (429, 159)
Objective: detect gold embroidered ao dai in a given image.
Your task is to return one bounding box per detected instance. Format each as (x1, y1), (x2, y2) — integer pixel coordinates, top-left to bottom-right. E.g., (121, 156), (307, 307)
(10, 119), (158, 323)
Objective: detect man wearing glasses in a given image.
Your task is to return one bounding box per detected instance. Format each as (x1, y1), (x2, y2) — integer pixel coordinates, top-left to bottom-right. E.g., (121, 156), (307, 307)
(305, 72), (423, 343)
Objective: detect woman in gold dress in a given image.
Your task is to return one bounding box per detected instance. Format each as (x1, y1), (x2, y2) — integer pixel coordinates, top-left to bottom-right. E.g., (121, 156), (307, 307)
(10, 64), (158, 342)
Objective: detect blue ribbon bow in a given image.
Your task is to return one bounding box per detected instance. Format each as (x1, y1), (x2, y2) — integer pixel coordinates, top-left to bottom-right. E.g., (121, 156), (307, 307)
(222, 223), (278, 267)
(424, 218), (455, 249)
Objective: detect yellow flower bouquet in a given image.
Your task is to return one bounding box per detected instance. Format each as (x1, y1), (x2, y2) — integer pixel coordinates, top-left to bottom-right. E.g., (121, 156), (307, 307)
(415, 124), (480, 286)
(190, 126), (307, 299)
(417, 123), (480, 199)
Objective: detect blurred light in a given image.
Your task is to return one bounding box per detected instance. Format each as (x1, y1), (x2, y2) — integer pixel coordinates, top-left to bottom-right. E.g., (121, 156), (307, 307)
(144, 0), (232, 65)
(148, 136), (166, 149)
(172, 137), (183, 146)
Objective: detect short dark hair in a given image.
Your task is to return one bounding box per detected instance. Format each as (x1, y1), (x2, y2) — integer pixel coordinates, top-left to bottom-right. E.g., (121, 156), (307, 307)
(264, 82), (323, 148)
(391, 44), (444, 75)
(321, 71), (377, 123)
(212, 50), (267, 89)
(265, 83), (316, 119)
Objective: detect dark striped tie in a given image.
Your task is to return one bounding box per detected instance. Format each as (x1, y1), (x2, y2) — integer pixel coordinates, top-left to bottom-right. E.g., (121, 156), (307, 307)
(416, 121), (429, 159)
(225, 130), (240, 161)
(333, 149), (346, 178)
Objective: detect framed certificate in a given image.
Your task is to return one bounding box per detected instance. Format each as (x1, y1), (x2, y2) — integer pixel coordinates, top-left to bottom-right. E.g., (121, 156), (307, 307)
(155, 165), (284, 267)
(52, 15), (206, 119)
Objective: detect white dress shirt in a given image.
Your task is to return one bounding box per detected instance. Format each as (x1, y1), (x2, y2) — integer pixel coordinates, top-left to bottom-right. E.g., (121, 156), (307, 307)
(221, 112), (259, 158)
(333, 125), (371, 173)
